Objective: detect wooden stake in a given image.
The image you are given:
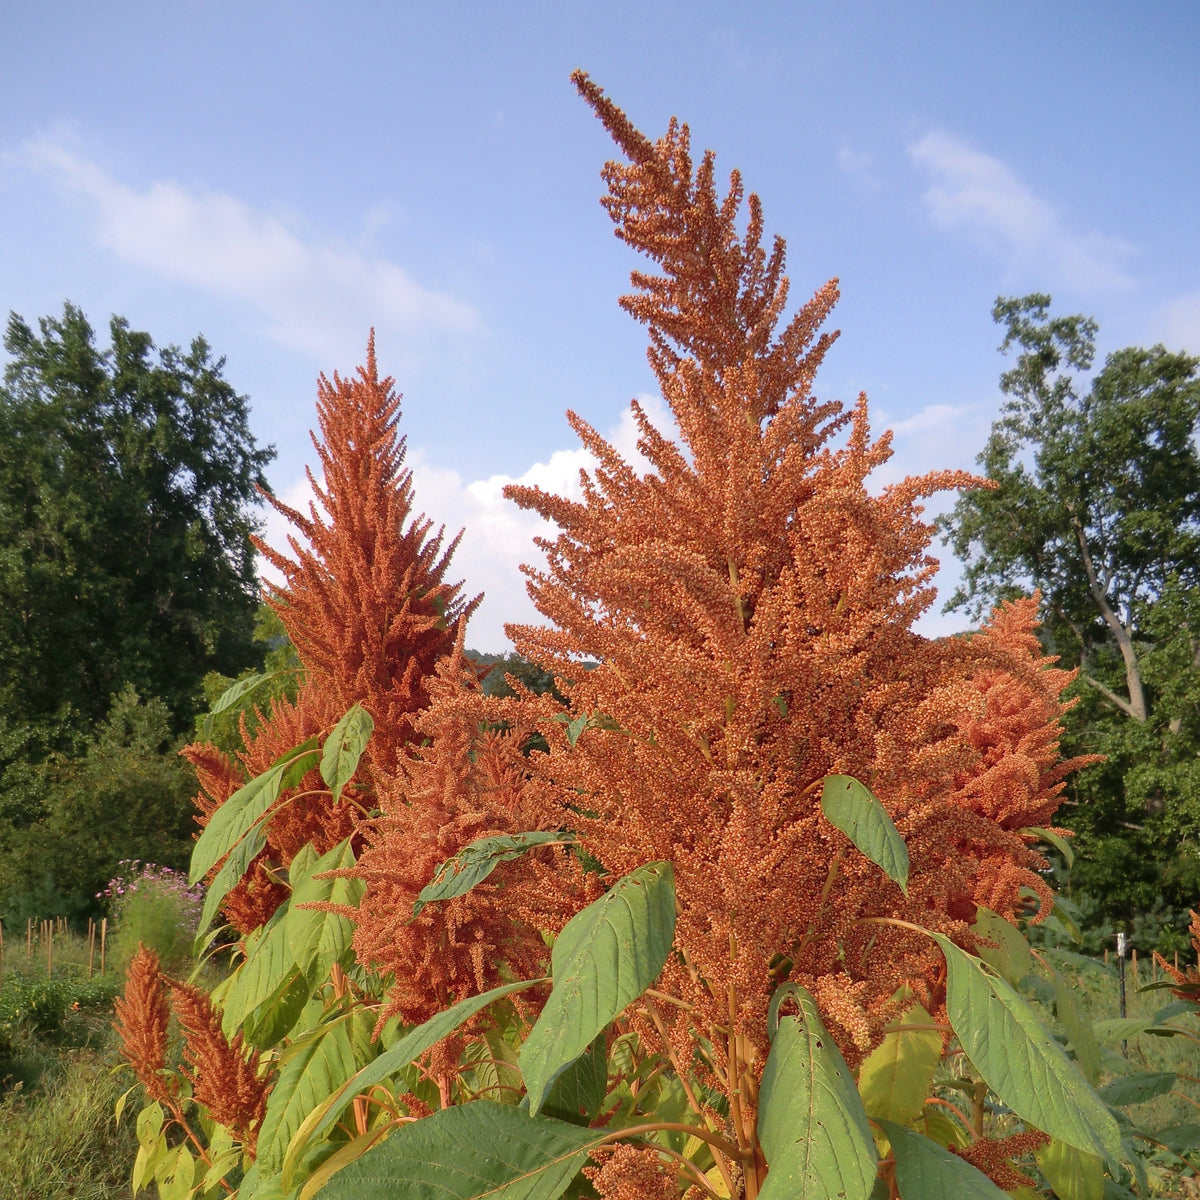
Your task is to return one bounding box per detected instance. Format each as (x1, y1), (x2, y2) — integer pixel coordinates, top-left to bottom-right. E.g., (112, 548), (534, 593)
(1132, 947), (1139, 987)
(27, 917), (32, 958)
(46, 919), (53, 976)
(1104, 948), (1109, 965)
(100, 917), (107, 976)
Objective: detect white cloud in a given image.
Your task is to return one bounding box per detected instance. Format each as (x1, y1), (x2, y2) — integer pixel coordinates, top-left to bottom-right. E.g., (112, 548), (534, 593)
(258, 392), (985, 650)
(908, 130), (1135, 292)
(259, 396), (676, 653)
(13, 132), (476, 364)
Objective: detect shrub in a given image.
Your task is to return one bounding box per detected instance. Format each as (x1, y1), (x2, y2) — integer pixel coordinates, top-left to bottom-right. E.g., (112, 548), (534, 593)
(101, 859), (203, 974)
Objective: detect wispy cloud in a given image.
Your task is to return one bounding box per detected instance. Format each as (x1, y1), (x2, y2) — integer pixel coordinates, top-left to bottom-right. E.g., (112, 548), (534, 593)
(260, 395), (677, 653)
(12, 131), (477, 364)
(908, 130), (1135, 292)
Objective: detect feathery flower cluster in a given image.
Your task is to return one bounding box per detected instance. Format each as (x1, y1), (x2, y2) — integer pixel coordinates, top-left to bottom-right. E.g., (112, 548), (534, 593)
(952, 1129), (1050, 1191)
(349, 638), (567, 1028)
(492, 74), (1085, 1096)
(184, 335), (475, 934)
(115, 945), (271, 1153)
(114, 944), (173, 1104)
(168, 980), (271, 1154)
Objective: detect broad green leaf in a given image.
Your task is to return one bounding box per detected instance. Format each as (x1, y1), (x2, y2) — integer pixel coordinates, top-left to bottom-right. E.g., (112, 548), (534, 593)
(932, 933), (1121, 1166)
(222, 908), (299, 1037)
(1098, 1071), (1178, 1107)
(1035, 1138), (1104, 1200)
(313, 1099), (607, 1200)
(208, 670), (286, 719)
(857, 1002), (942, 1125)
(1091, 1017), (1164, 1043)
(521, 862), (676, 1115)
(198, 823), (266, 932)
(191, 738), (318, 883)
(919, 1109), (969, 1149)
(288, 837), (363, 985)
(260, 1020), (357, 1175)
(243, 967), (312, 1048)
(414, 831), (578, 917)
(971, 907), (1032, 985)
(1024, 825), (1075, 867)
(1158, 1122), (1200, 1153)
(293, 977), (548, 1166)
(320, 704), (374, 802)
(156, 1143), (196, 1200)
(879, 1120), (1006, 1199)
(756, 984), (877, 1200)
(1154, 999), (1200, 1023)
(1051, 967), (1102, 1084)
(565, 714), (587, 747)
(539, 1034), (607, 1126)
(820, 775), (909, 894)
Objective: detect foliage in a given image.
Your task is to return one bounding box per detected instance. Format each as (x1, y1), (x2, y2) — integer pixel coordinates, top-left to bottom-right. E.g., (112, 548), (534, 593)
(0, 687), (197, 919)
(108, 75), (1187, 1200)
(939, 294), (1200, 935)
(0, 1047), (138, 1200)
(102, 860), (206, 975)
(0, 302), (274, 739)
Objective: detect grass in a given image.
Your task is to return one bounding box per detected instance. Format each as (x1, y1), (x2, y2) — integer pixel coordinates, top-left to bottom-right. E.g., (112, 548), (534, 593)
(0, 926), (134, 1200)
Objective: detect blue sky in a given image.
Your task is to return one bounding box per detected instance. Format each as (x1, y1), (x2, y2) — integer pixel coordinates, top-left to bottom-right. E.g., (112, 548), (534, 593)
(3, 2), (1198, 650)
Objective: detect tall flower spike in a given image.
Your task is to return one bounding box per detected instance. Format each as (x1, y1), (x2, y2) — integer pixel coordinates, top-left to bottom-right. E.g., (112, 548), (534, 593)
(256, 333), (479, 773)
(500, 76), (1083, 1087)
(186, 336), (476, 932)
(114, 944), (173, 1104)
(169, 979), (270, 1154)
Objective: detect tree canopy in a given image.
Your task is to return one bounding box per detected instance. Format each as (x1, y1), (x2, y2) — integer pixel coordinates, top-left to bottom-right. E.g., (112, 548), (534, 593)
(940, 294), (1200, 932)
(0, 302), (275, 741)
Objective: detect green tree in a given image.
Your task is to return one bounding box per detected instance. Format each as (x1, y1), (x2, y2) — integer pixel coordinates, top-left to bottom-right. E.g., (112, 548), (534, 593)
(0, 686), (197, 923)
(0, 302), (274, 742)
(940, 294), (1200, 936)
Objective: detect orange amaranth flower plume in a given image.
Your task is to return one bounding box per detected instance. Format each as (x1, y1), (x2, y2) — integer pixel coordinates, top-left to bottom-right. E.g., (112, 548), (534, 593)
(496, 74), (1086, 1089)
(184, 336), (476, 933)
(349, 636), (562, 1028)
(256, 332), (478, 772)
(168, 979), (270, 1154)
(114, 944), (173, 1103)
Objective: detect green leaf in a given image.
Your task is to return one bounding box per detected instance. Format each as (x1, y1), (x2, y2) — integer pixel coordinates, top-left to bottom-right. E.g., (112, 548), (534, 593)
(565, 715), (587, 747)
(294, 977), (549, 1164)
(1096, 1071), (1176, 1106)
(970, 907), (1032, 986)
(320, 704), (374, 802)
(1035, 1138), (1104, 1200)
(538, 1033), (607, 1126)
(1051, 967), (1102, 1085)
(198, 822), (266, 932)
(521, 862), (676, 1116)
(222, 909), (300, 1036)
(857, 1002), (943, 1126)
(932, 933), (1121, 1166)
(191, 738), (319, 884)
(756, 984), (878, 1200)
(1024, 825), (1075, 867)
(879, 1120), (1006, 1199)
(209, 669), (286, 719)
(288, 837), (363, 985)
(260, 1019), (357, 1176)
(313, 1099), (608, 1200)
(243, 966), (312, 1048)
(820, 775), (909, 894)
(1091, 1017), (1165, 1043)
(414, 831), (579, 917)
